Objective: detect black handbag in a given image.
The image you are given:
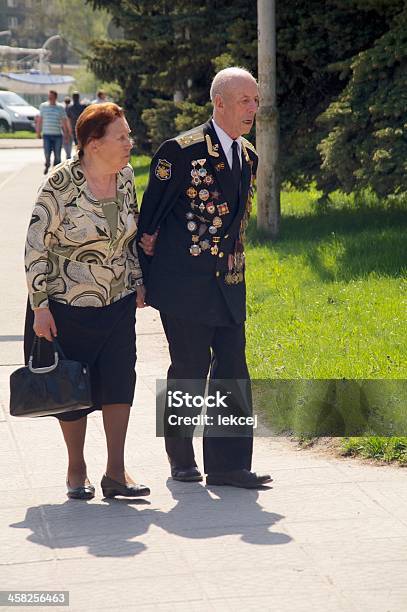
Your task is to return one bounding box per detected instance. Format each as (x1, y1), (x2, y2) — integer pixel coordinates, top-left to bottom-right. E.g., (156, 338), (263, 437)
(9, 337), (92, 417)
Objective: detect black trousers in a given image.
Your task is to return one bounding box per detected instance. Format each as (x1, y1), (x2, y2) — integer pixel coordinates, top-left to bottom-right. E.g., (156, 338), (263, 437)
(160, 314), (253, 474)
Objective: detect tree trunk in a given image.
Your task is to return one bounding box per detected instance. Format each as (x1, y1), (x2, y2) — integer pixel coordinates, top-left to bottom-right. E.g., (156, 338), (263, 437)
(256, 0), (280, 238)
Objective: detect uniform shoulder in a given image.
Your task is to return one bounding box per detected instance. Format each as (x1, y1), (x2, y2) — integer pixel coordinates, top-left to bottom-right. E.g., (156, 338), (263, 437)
(241, 136), (257, 156)
(174, 124), (205, 149)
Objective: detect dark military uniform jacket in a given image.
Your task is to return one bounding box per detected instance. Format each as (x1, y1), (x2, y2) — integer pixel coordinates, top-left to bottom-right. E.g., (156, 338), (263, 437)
(137, 119), (258, 326)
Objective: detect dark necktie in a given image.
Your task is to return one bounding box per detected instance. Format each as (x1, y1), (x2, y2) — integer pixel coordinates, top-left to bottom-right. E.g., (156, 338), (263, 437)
(231, 140), (241, 184)
(231, 140), (241, 204)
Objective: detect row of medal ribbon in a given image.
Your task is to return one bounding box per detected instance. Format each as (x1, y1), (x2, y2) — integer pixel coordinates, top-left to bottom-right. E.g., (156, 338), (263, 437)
(186, 159), (229, 257)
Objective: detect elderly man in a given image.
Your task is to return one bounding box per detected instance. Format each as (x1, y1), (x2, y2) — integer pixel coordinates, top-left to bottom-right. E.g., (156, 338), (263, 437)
(137, 67), (271, 489)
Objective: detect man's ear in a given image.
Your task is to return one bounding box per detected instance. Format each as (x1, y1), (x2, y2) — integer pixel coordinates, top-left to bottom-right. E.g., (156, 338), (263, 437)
(214, 93), (224, 113)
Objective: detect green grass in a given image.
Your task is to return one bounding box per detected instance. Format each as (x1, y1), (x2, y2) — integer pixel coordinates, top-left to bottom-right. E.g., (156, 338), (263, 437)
(246, 189), (407, 379)
(132, 154), (151, 195)
(0, 130), (37, 139)
(132, 156), (407, 463)
(341, 436), (407, 464)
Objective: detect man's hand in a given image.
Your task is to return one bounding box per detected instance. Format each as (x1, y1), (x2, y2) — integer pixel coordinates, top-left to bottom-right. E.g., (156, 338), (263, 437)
(136, 285), (148, 308)
(33, 307), (57, 342)
(139, 231), (158, 256)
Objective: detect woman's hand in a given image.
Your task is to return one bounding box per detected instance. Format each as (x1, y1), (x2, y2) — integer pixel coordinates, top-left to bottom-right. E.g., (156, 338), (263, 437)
(33, 307), (57, 342)
(139, 231), (158, 256)
(136, 285), (147, 308)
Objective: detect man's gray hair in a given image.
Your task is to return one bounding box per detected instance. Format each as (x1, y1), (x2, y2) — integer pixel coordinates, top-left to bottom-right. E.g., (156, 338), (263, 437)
(210, 67), (256, 102)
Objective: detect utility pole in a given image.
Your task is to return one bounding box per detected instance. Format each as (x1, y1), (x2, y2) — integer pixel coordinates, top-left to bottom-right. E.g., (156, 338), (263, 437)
(256, 0), (280, 237)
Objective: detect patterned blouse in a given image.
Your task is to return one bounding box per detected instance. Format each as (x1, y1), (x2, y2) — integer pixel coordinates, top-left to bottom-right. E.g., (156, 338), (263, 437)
(25, 155), (142, 309)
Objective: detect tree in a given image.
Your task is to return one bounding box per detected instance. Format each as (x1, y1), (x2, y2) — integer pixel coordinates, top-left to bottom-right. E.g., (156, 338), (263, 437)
(317, 6), (407, 197)
(86, 0), (406, 198)
(86, 0), (252, 151)
(15, 0), (110, 65)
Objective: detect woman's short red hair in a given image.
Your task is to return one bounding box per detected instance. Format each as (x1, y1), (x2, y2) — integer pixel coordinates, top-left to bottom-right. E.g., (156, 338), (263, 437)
(76, 102), (125, 156)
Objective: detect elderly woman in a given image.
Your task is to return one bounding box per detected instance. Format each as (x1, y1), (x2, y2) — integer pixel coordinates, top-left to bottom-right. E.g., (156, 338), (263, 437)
(24, 103), (150, 500)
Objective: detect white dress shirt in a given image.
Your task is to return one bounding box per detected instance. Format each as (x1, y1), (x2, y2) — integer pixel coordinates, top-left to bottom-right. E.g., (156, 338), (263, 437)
(211, 118), (242, 170)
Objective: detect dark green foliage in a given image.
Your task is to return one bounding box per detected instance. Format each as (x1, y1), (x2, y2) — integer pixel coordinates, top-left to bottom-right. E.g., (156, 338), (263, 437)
(86, 0), (251, 151)
(317, 7), (407, 196)
(86, 0), (406, 197)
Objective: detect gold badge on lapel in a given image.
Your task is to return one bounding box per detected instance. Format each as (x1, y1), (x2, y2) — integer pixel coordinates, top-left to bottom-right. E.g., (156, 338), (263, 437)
(205, 134), (219, 157)
(155, 159), (172, 181)
(215, 162), (225, 172)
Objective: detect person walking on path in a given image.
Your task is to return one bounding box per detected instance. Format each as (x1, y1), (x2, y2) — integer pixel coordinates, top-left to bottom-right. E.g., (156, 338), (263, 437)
(92, 89), (108, 104)
(137, 67), (271, 489)
(63, 96), (73, 159)
(36, 90), (72, 174)
(66, 91), (88, 147)
(25, 102), (149, 501)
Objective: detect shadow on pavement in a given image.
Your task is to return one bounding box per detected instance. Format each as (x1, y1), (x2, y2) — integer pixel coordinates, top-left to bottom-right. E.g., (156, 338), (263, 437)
(10, 482), (290, 557)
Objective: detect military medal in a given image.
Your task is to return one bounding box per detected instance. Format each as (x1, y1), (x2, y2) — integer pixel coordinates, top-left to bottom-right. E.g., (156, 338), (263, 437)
(186, 211), (194, 220)
(212, 216), (222, 228)
(190, 244), (201, 256)
(191, 235), (199, 243)
(192, 176), (201, 186)
(204, 174), (214, 185)
(215, 162), (225, 172)
(206, 202), (216, 214)
(208, 225), (217, 235)
(199, 202), (206, 212)
(199, 189), (210, 201)
(210, 190), (220, 200)
(187, 221), (197, 232)
(200, 239), (210, 250)
(210, 245), (219, 256)
(217, 203), (229, 216)
(187, 187), (197, 198)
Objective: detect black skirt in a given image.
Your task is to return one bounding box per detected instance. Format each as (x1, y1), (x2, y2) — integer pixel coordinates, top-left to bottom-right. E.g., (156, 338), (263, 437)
(24, 293), (137, 421)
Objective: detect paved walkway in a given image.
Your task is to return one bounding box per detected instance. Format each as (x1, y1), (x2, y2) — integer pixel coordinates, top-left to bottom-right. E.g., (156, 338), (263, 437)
(0, 150), (406, 612)
(0, 138), (42, 149)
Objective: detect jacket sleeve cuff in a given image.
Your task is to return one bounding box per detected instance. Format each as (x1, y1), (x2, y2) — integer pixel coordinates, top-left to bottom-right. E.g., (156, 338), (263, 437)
(30, 291), (49, 309)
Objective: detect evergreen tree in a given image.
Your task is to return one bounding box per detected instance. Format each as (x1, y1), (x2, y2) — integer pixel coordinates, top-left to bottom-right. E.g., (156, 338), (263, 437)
(87, 0), (406, 197)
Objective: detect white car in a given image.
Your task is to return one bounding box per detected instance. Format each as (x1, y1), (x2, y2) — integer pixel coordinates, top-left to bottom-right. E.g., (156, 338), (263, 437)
(0, 91), (39, 132)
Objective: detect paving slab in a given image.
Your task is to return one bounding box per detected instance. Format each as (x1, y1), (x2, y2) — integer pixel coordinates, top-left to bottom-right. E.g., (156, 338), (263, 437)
(0, 149), (406, 612)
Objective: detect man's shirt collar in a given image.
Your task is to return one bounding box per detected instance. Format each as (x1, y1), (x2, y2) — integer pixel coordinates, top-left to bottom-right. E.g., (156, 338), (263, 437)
(211, 118), (242, 167)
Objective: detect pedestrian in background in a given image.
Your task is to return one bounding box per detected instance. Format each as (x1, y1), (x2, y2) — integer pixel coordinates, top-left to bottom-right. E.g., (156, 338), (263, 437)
(92, 89), (107, 104)
(63, 96), (73, 159)
(25, 103), (149, 500)
(66, 91), (88, 147)
(36, 90), (72, 174)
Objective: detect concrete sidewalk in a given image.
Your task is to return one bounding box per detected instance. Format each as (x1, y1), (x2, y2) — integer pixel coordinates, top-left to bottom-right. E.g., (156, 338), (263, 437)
(0, 151), (406, 612)
(0, 138), (42, 149)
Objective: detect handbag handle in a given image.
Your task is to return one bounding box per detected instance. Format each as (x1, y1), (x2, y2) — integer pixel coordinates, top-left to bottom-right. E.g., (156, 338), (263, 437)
(28, 336), (66, 374)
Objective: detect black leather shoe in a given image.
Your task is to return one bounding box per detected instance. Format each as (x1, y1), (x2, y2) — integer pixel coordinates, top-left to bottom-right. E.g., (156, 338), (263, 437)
(101, 474), (150, 498)
(66, 479), (95, 500)
(206, 469), (272, 489)
(171, 466), (203, 482)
